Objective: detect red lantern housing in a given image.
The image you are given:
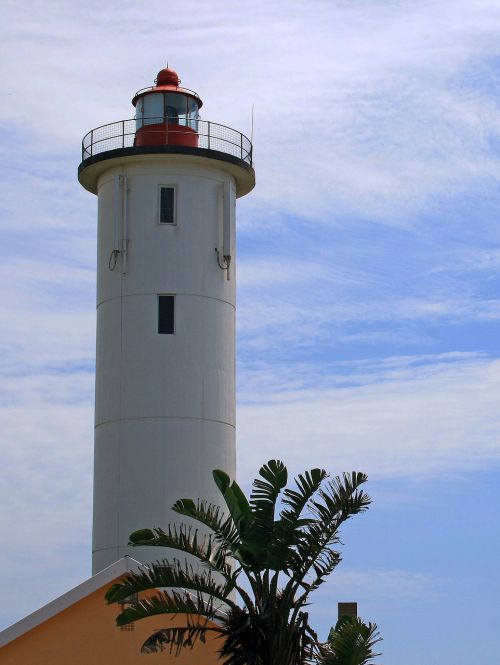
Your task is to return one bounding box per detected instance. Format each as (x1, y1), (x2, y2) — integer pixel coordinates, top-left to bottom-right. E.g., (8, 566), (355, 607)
(132, 67), (203, 148)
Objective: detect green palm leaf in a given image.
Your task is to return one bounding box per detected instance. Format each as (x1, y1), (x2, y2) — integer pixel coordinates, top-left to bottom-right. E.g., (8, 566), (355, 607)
(172, 498), (243, 555)
(114, 588), (220, 627)
(128, 524), (233, 578)
(105, 558), (237, 609)
(245, 460), (288, 554)
(280, 468), (327, 532)
(141, 621), (221, 655)
(250, 460), (288, 513)
(213, 469), (252, 537)
(321, 617), (382, 665)
(314, 473), (371, 525)
(289, 473), (370, 588)
(263, 468), (327, 571)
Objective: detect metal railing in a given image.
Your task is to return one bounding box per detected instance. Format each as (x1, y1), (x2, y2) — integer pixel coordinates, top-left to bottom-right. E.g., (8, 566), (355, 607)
(81, 118), (253, 166)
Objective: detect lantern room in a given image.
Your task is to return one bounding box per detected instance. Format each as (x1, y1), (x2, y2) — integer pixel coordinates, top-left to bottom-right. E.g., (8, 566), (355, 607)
(132, 67), (202, 148)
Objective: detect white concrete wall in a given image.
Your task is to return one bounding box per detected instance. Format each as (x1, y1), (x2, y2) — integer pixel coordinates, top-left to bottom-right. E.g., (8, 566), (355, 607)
(92, 157), (238, 573)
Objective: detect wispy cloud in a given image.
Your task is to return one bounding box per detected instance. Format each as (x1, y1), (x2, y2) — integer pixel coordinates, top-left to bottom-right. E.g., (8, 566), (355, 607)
(237, 353), (500, 478)
(2, 0), (500, 221)
(237, 292), (500, 353)
(317, 567), (444, 603)
(0, 258), (95, 372)
(0, 375), (93, 628)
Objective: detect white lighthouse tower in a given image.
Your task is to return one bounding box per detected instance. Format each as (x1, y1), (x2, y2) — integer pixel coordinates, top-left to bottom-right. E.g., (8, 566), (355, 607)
(78, 66), (255, 574)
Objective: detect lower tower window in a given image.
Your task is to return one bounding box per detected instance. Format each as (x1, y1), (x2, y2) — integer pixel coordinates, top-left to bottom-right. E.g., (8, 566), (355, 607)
(158, 295), (175, 334)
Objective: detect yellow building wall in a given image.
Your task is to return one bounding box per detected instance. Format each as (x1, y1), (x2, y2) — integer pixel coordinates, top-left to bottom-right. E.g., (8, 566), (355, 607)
(0, 581), (222, 665)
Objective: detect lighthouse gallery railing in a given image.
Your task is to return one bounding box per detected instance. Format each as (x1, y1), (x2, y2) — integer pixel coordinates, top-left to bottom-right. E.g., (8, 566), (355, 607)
(81, 118), (253, 166)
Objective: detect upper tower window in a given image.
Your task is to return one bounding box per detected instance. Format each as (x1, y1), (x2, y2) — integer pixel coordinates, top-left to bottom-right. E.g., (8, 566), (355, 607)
(159, 186), (176, 224)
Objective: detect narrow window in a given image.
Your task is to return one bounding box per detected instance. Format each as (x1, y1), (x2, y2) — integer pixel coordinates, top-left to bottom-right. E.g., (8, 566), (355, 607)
(159, 186), (175, 224)
(158, 295), (175, 334)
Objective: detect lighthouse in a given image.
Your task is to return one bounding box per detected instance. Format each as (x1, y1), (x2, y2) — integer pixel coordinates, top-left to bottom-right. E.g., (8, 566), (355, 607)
(78, 67), (255, 574)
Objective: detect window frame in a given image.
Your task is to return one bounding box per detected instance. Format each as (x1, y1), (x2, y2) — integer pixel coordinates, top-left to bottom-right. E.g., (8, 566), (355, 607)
(158, 294), (175, 335)
(158, 185), (177, 225)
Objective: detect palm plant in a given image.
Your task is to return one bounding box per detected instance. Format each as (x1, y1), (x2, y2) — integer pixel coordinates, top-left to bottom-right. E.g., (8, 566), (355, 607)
(105, 459), (371, 665)
(319, 616), (382, 665)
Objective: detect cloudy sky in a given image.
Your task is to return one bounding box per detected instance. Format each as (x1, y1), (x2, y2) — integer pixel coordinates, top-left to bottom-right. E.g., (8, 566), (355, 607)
(1, 1), (500, 663)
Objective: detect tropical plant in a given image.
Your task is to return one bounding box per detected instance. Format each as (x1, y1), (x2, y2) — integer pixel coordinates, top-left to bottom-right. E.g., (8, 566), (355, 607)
(105, 459), (371, 665)
(319, 616), (382, 665)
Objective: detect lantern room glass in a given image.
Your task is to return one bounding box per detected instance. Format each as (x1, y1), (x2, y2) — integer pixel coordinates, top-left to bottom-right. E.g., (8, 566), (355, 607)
(143, 93), (163, 127)
(136, 93), (200, 131)
(186, 97), (199, 130)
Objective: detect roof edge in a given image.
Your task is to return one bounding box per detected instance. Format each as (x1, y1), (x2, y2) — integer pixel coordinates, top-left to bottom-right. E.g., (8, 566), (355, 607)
(0, 557), (144, 649)
(78, 146), (255, 197)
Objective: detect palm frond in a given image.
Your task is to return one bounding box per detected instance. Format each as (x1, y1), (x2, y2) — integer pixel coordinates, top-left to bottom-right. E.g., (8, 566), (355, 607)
(141, 620), (221, 655)
(128, 524), (234, 578)
(287, 473), (370, 588)
(321, 617), (382, 665)
(260, 468), (327, 572)
(172, 498), (242, 554)
(311, 549), (341, 580)
(172, 498), (232, 535)
(313, 473), (371, 525)
(280, 468), (327, 530)
(213, 469), (252, 538)
(290, 549), (342, 615)
(105, 559), (236, 609)
(114, 587), (222, 627)
(247, 459), (288, 542)
(293, 521), (339, 563)
(250, 459), (288, 511)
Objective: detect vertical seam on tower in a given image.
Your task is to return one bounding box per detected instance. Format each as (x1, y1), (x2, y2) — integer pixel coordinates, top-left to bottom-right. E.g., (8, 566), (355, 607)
(117, 172), (125, 561)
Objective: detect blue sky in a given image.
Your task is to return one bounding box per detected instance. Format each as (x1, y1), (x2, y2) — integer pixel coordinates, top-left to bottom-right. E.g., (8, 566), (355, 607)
(1, 1), (500, 663)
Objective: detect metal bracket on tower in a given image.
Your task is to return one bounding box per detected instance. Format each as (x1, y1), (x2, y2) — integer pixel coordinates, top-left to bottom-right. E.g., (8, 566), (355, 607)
(108, 249), (120, 271)
(215, 181), (232, 280)
(215, 248), (231, 279)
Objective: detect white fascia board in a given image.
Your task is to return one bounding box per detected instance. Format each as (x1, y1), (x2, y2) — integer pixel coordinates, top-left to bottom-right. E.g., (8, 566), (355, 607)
(0, 556), (145, 648)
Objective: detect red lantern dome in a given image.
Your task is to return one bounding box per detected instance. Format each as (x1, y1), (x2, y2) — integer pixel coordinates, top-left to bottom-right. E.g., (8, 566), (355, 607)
(156, 67), (180, 87)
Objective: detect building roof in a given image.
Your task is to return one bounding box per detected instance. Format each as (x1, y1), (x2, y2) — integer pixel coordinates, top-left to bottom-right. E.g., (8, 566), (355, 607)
(0, 556), (144, 648)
